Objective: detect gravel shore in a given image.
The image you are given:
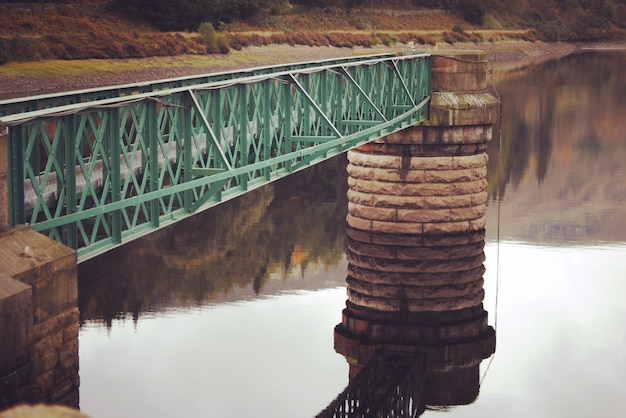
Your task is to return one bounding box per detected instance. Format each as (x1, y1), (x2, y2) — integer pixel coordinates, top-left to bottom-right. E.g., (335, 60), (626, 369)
(0, 40), (617, 101)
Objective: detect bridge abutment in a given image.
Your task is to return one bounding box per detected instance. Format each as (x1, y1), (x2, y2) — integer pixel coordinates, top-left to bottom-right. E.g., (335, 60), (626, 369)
(335, 51), (498, 406)
(0, 226), (79, 410)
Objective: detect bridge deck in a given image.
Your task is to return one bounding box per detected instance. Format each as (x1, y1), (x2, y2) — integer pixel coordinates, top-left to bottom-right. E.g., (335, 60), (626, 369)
(1, 53), (431, 261)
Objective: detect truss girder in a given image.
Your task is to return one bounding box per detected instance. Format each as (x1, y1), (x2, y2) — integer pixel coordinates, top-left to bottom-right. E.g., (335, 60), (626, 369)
(1, 53), (431, 261)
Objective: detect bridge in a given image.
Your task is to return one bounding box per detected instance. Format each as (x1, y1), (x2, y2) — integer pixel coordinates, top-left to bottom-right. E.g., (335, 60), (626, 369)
(0, 50), (498, 414)
(0, 53), (431, 262)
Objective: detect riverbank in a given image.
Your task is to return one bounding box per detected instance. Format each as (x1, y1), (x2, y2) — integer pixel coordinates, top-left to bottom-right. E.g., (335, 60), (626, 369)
(0, 40), (620, 100)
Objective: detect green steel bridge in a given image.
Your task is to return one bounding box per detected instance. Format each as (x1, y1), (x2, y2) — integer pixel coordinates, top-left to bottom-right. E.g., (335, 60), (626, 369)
(0, 53), (431, 262)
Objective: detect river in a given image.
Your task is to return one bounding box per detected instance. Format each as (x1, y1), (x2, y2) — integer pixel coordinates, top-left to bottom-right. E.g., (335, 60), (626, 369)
(77, 48), (626, 417)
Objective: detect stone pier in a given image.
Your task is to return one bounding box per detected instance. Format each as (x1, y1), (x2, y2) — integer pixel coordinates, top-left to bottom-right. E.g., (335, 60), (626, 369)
(334, 51), (498, 406)
(0, 226), (79, 410)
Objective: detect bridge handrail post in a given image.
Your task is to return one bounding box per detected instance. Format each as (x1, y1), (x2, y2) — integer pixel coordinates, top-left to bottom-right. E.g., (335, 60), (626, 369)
(0, 122), (9, 232)
(182, 95), (193, 213)
(262, 79), (272, 181)
(108, 107), (123, 243)
(239, 84), (249, 190)
(147, 100), (160, 228)
(4, 124), (26, 230)
(63, 115), (78, 249)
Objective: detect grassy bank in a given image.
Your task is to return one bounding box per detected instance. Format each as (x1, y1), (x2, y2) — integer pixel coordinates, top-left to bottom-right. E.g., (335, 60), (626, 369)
(0, 1), (594, 65)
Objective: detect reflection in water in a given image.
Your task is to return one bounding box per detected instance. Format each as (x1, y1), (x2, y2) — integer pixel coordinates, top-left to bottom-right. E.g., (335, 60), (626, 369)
(78, 155), (349, 324)
(330, 228), (495, 414)
(74, 49), (626, 418)
(486, 50), (626, 244)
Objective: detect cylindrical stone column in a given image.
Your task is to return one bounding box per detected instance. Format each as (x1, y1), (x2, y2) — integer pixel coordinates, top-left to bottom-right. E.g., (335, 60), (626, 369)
(334, 51), (498, 407)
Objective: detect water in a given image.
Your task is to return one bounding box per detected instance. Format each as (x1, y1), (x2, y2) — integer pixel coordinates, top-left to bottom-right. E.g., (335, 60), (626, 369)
(77, 49), (626, 417)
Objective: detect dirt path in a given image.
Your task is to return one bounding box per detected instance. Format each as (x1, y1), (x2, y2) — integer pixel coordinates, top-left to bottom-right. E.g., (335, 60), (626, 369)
(0, 40), (617, 101)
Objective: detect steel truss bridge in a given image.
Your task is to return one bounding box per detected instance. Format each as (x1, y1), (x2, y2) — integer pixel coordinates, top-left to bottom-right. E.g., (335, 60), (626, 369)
(0, 53), (431, 262)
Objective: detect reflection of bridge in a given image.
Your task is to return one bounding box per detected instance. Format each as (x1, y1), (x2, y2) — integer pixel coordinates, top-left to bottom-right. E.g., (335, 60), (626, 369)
(317, 351), (425, 418)
(0, 53), (431, 261)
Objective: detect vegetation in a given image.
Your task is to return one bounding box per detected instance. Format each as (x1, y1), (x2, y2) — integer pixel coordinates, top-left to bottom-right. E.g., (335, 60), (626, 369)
(0, 0), (625, 65)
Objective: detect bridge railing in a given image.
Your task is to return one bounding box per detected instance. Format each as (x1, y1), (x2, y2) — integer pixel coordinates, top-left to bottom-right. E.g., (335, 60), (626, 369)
(0, 53), (431, 261)
(0, 54), (397, 117)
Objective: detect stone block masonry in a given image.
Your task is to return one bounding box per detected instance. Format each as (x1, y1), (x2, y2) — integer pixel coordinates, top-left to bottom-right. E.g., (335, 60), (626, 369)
(0, 226), (79, 410)
(335, 51), (498, 407)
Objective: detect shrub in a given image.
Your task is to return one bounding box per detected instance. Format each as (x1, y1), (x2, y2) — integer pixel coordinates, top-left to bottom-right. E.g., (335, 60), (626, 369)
(217, 37), (231, 54)
(198, 21), (219, 48)
(9, 35), (40, 62)
(442, 31), (455, 44)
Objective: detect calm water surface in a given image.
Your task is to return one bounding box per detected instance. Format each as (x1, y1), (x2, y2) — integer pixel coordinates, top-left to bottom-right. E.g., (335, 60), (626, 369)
(78, 49), (626, 417)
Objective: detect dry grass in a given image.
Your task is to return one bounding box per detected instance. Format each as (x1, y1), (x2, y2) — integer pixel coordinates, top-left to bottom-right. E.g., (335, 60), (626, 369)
(0, 1), (548, 66)
(0, 54), (245, 78)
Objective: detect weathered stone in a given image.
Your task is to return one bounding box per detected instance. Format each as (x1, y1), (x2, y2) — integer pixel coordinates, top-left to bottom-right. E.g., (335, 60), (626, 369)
(347, 164), (486, 184)
(348, 203), (398, 222)
(422, 194), (474, 210)
(345, 227), (376, 244)
(347, 287), (485, 312)
(348, 240), (398, 260)
(397, 208), (451, 223)
(348, 189), (428, 210)
(396, 241), (485, 261)
(431, 51), (488, 92)
(348, 177), (487, 197)
(371, 220), (424, 234)
(347, 238), (483, 262)
(346, 214), (373, 232)
(0, 226), (79, 408)
(348, 150), (488, 170)
(348, 264), (485, 286)
(0, 276), (33, 373)
(32, 350), (58, 377)
(347, 251), (485, 275)
(345, 276), (485, 300)
(428, 92), (500, 126)
(423, 221), (467, 235)
(382, 125), (491, 146)
(423, 166), (486, 183)
(448, 205), (487, 222)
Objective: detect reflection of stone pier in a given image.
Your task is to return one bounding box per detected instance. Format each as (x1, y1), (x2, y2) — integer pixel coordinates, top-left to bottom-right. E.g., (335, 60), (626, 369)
(335, 229), (495, 406)
(332, 51), (499, 411)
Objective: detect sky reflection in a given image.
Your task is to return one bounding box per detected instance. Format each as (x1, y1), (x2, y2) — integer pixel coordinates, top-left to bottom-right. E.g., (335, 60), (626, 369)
(444, 243), (626, 418)
(80, 284), (349, 418)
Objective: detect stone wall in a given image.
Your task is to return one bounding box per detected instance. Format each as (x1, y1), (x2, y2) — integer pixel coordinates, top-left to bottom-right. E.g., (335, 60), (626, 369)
(0, 226), (79, 410)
